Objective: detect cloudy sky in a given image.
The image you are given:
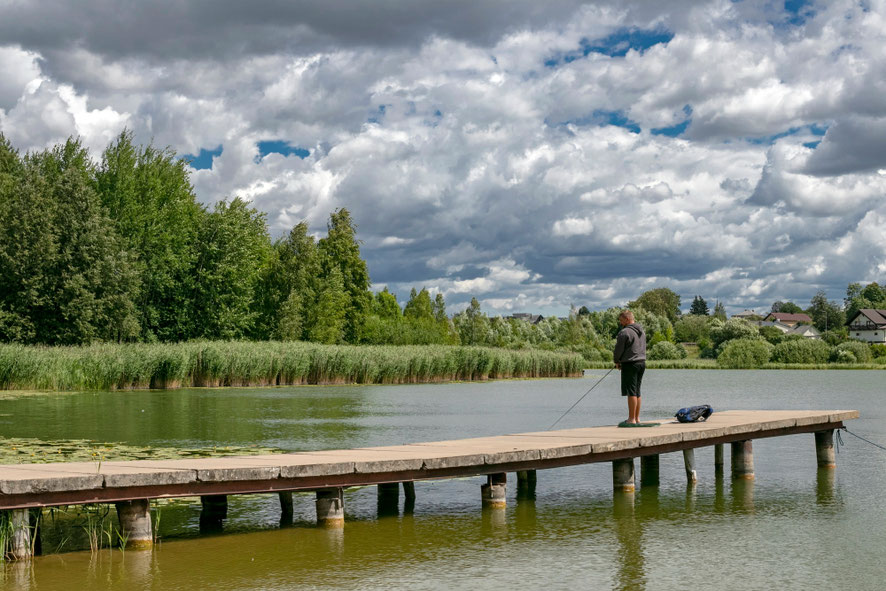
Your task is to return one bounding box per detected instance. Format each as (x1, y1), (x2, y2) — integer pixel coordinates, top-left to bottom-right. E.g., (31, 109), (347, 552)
(1, 0), (885, 316)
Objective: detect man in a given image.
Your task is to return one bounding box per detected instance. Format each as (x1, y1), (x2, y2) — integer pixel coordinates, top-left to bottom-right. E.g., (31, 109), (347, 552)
(613, 310), (646, 424)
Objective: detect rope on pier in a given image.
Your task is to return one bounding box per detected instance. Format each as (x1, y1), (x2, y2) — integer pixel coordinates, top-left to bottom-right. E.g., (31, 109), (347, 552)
(840, 426), (886, 453)
(547, 367), (615, 431)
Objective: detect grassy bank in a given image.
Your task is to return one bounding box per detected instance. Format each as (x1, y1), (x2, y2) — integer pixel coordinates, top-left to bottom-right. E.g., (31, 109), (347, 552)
(0, 342), (584, 391)
(585, 359), (886, 370)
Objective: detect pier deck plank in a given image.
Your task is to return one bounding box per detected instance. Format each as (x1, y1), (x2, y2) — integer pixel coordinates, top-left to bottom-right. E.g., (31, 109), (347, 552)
(0, 410), (858, 509)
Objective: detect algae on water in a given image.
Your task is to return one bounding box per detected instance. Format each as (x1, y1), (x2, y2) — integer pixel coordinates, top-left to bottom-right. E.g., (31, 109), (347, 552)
(0, 437), (285, 464)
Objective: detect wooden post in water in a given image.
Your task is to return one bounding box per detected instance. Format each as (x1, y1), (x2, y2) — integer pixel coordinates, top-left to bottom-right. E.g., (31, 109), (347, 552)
(482, 473), (507, 508)
(316, 488), (345, 527)
(279, 492), (294, 525)
(200, 495), (228, 532)
(403, 481), (416, 501)
(612, 458), (636, 492)
(115, 499), (153, 549)
(517, 470), (537, 496)
(714, 444), (725, 477)
(377, 482), (400, 517)
(814, 430), (836, 468)
(7, 509), (32, 559)
(640, 455), (659, 487)
(683, 449), (698, 484)
(731, 440), (754, 480)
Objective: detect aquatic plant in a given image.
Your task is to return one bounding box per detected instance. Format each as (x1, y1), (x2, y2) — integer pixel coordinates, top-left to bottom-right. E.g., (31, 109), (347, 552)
(0, 342), (584, 391)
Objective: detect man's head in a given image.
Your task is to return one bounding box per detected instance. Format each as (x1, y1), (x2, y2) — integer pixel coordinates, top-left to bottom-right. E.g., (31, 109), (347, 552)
(618, 310), (635, 327)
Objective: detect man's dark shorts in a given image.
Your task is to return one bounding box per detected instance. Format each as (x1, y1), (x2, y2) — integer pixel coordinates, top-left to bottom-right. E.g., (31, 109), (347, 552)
(620, 361), (645, 397)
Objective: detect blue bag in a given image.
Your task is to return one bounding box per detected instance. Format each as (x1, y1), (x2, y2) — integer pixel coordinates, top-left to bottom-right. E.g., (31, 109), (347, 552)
(675, 405), (713, 423)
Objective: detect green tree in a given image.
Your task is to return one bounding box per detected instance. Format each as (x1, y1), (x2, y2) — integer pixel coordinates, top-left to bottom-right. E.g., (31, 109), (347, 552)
(455, 297), (490, 345)
(712, 301), (726, 321)
(94, 131), (204, 341)
(689, 295), (709, 316)
(253, 221), (319, 341)
(629, 288), (681, 323)
(0, 138), (140, 344)
(845, 283), (863, 308)
(192, 198), (271, 340)
(861, 282), (885, 304)
(307, 267), (348, 343)
(771, 300), (803, 314)
(317, 209), (371, 343)
(770, 339), (831, 364)
(404, 288), (434, 320)
(433, 293), (447, 322)
(717, 338), (772, 368)
(674, 314), (711, 343)
(807, 291), (845, 333)
(709, 318), (760, 350)
(374, 288), (402, 319)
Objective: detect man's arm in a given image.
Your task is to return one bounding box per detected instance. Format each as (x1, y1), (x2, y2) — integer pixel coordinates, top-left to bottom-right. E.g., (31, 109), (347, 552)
(613, 331), (625, 368)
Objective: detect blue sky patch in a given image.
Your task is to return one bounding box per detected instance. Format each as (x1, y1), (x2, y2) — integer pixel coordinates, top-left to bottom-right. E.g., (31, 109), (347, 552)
(593, 110), (641, 133)
(651, 119), (690, 137)
(256, 140), (309, 161)
(368, 104), (388, 124)
(783, 0), (815, 26)
(745, 123), (828, 145)
(181, 145), (222, 170)
(803, 140), (821, 149)
(546, 110), (641, 133)
(545, 27), (674, 67)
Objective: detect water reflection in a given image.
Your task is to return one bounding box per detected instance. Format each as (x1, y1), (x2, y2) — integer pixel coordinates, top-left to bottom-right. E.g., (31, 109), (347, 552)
(816, 468), (836, 506)
(731, 478), (755, 513)
(613, 491), (645, 591)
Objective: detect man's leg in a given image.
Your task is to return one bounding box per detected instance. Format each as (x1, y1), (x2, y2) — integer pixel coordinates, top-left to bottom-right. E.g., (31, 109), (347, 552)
(628, 395), (640, 423)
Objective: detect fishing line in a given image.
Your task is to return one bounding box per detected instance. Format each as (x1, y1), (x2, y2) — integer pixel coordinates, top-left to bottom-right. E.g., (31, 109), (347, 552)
(547, 367), (615, 431)
(841, 426), (886, 452)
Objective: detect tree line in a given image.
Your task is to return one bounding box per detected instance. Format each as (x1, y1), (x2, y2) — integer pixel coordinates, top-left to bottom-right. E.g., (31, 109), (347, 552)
(0, 132), (378, 346)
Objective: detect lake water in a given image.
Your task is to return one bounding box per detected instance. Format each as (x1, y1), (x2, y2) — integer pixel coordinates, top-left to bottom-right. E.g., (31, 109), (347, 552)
(1, 370), (885, 590)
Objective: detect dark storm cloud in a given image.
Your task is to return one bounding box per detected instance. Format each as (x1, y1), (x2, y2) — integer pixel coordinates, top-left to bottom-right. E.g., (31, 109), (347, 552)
(803, 117), (886, 176)
(1, 0), (591, 61)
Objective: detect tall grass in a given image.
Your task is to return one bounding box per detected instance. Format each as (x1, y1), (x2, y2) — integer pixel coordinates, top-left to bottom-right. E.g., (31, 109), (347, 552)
(0, 342), (584, 391)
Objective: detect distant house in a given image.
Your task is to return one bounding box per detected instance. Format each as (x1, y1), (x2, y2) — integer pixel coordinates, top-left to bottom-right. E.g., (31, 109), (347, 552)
(732, 309), (759, 320)
(507, 313), (544, 325)
(846, 309), (886, 343)
(763, 312), (813, 326)
(786, 324), (821, 339)
(757, 320), (821, 339)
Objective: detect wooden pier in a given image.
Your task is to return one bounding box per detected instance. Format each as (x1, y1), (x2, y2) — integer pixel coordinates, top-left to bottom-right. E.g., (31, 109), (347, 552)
(0, 409), (858, 558)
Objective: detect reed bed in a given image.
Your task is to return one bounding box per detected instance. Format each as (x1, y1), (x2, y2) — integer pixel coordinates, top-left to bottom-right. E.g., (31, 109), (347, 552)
(0, 342), (584, 391)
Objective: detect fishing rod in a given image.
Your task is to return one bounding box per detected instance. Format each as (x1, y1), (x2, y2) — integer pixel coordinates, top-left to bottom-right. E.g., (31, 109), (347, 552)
(547, 367), (615, 431)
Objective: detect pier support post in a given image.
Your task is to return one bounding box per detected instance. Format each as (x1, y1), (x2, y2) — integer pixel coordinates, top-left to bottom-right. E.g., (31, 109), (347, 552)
(517, 470), (537, 497)
(481, 473), (507, 508)
(683, 449), (698, 484)
(200, 495), (228, 532)
(613, 458), (636, 492)
(403, 481), (416, 513)
(115, 499), (153, 549)
(6, 509), (33, 560)
(640, 455), (659, 487)
(316, 488), (345, 527)
(279, 492), (294, 525)
(714, 444), (725, 477)
(378, 482), (400, 500)
(731, 440), (755, 480)
(377, 482), (400, 517)
(815, 430), (836, 469)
